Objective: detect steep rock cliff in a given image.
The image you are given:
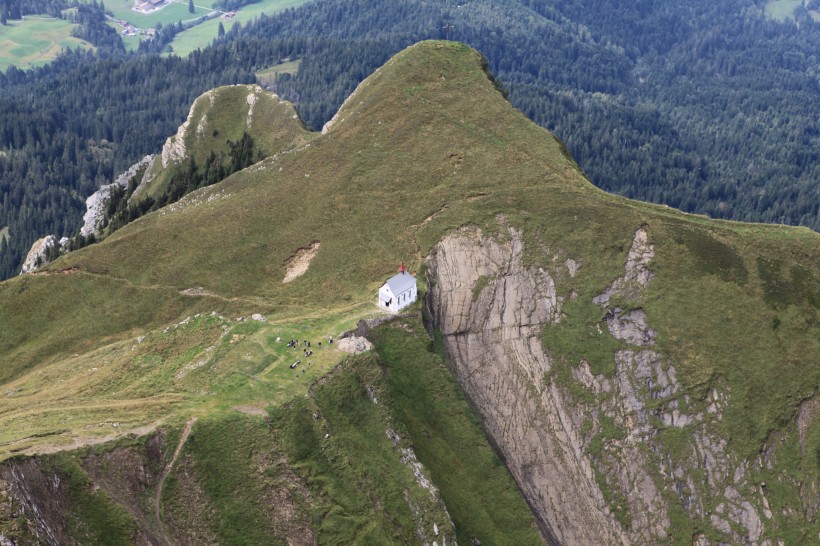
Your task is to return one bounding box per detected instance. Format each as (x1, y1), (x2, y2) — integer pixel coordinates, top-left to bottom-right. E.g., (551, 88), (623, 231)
(426, 224), (813, 545)
(426, 225), (627, 545)
(80, 155), (154, 237)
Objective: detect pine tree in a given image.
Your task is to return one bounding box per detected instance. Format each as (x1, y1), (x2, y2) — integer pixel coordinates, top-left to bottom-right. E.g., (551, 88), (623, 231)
(218, 21), (225, 38)
(188, 0), (194, 13)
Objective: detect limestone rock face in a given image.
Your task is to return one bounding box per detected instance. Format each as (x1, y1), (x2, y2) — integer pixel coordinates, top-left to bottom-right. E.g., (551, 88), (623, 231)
(161, 92), (205, 168)
(427, 225), (775, 545)
(426, 226), (625, 545)
(592, 227), (654, 306)
(20, 235), (57, 274)
(80, 155), (154, 237)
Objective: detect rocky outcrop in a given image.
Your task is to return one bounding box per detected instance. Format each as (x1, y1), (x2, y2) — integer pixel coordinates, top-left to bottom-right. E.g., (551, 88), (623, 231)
(80, 155), (154, 237)
(427, 226), (625, 545)
(336, 336), (374, 354)
(384, 427), (457, 546)
(20, 235), (66, 274)
(161, 91), (205, 168)
(427, 225), (783, 545)
(0, 459), (72, 545)
(592, 227), (654, 307)
(20, 155), (153, 275)
(160, 84), (273, 168)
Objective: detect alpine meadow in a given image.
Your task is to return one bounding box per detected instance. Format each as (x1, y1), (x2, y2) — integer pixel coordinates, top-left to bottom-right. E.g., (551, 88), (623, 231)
(0, 41), (817, 545)
(1, 0), (820, 544)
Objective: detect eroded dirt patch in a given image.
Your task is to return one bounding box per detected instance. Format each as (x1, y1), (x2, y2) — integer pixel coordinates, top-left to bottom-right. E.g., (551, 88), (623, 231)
(283, 241), (321, 283)
(233, 405), (268, 417)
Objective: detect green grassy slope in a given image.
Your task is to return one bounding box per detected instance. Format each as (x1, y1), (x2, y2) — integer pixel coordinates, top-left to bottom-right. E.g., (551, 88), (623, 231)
(0, 40), (817, 543)
(0, 318), (542, 544)
(0, 15), (93, 71)
(3, 37), (817, 468)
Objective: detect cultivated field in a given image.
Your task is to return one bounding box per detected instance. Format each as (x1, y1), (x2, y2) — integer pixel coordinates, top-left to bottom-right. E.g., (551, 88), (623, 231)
(764, 0), (820, 22)
(255, 59), (300, 86)
(0, 16), (92, 70)
(93, 0), (210, 28)
(80, 0), (307, 56)
(166, 0), (308, 56)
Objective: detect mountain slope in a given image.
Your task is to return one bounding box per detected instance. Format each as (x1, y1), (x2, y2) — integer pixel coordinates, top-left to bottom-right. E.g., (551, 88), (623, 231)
(0, 41), (817, 544)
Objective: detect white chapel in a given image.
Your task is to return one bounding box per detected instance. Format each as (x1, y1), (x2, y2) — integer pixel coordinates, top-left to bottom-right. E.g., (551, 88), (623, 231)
(378, 265), (417, 313)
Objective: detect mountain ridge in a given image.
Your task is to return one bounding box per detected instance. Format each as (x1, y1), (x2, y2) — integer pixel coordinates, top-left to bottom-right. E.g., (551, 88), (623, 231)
(0, 41), (817, 544)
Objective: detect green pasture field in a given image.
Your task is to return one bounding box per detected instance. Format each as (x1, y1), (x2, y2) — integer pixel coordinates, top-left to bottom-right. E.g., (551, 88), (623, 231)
(0, 16), (92, 71)
(763, 0), (819, 21)
(84, 0), (307, 56)
(0, 299), (380, 460)
(92, 0), (210, 28)
(120, 30), (143, 51)
(255, 59), (300, 86)
(166, 0), (308, 56)
(764, 0), (802, 21)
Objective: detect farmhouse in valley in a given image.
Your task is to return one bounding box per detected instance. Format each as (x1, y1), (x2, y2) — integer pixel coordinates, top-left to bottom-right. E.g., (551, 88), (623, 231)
(378, 265), (417, 313)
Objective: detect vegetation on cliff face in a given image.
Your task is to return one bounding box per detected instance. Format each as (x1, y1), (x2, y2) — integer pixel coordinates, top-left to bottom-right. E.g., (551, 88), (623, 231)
(0, 42), (817, 544)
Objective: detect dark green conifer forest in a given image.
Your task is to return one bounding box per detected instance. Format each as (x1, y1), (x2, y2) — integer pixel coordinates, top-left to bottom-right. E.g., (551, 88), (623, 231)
(1, 0), (819, 278)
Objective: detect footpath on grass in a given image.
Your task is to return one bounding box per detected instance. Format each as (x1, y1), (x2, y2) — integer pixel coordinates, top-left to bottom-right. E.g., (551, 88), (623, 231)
(155, 416), (197, 546)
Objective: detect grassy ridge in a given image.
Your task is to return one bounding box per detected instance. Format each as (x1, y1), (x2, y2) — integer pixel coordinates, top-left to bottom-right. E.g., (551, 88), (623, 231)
(3, 40), (816, 467)
(136, 83), (314, 201)
(0, 300), (378, 458)
(0, 41), (816, 542)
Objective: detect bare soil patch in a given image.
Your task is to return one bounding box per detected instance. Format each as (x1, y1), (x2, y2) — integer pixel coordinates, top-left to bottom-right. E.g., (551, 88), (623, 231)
(283, 241), (320, 283)
(233, 405), (268, 417)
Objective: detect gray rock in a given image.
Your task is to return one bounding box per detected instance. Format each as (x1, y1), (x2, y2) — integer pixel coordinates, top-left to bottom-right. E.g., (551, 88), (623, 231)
(606, 308), (656, 346)
(428, 226), (634, 545)
(593, 227), (654, 306)
(427, 224), (775, 545)
(20, 235), (57, 274)
(80, 155), (153, 237)
(335, 336), (373, 354)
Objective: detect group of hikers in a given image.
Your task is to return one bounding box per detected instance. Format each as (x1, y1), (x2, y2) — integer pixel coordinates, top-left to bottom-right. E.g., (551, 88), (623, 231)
(286, 335), (334, 370)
